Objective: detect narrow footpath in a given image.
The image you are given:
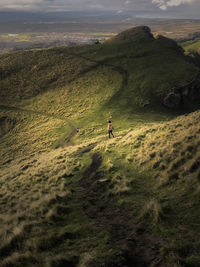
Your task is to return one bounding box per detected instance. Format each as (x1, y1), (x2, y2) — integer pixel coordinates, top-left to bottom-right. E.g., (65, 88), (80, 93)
(79, 153), (163, 267)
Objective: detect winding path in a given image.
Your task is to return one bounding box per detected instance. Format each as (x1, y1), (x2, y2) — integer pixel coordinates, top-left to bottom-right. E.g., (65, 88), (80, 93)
(79, 153), (163, 266)
(0, 53), (164, 265)
(0, 53), (129, 147)
(71, 53), (129, 100)
(0, 104), (77, 147)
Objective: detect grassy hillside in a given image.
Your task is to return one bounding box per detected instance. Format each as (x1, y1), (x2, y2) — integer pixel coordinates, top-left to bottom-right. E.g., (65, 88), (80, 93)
(181, 39), (200, 55)
(0, 109), (200, 266)
(0, 26), (200, 266)
(0, 26), (199, 111)
(0, 26), (199, 146)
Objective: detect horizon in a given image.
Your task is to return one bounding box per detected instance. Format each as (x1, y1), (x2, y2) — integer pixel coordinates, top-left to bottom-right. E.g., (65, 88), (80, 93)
(0, 10), (200, 21)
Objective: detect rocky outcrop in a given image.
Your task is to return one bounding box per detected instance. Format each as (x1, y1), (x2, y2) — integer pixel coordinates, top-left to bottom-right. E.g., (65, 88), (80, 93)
(163, 73), (200, 110)
(108, 26), (154, 42)
(164, 93), (181, 108)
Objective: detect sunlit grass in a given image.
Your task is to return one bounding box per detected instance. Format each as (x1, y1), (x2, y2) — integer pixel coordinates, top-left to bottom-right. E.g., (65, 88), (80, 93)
(1, 108), (200, 265)
(181, 40), (200, 54)
(0, 27), (200, 266)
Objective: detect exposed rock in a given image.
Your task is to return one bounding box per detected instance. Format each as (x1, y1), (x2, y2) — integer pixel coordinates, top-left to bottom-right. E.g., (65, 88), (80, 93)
(163, 93), (181, 108)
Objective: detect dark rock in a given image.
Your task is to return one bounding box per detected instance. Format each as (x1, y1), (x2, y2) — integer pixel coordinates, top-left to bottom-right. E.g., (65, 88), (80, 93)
(163, 92), (181, 108)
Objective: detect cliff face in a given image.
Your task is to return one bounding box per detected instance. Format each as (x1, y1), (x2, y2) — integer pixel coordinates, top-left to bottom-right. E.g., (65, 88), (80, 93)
(163, 80), (200, 110)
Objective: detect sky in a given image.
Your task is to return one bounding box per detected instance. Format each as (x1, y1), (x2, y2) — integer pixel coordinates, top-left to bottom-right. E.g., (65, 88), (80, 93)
(0, 0), (199, 18)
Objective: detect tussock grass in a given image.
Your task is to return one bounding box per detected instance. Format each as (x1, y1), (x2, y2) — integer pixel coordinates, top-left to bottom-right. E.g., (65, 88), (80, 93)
(110, 173), (130, 194)
(116, 110), (200, 184)
(0, 48), (96, 104)
(140, 199), (163, 224)
(1, 110), (200, 265)
(1, 252), (37, 267)
(22, 65), (121, 120)
(1, 27), (200, 266)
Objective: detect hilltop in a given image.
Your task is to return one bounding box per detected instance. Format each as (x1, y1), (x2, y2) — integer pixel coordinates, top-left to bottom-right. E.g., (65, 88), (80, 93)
(0, 26), (200, 266)
(0, 26), (200, 111)
(108, 26), (154, 41)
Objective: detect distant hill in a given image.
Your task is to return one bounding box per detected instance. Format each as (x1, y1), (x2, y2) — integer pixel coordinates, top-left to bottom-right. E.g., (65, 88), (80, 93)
(0, 26), (199, 113)
(108, 26), (154, 41)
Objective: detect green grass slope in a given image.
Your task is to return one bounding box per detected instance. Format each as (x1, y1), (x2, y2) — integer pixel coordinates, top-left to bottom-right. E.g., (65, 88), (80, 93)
(0, 110), (200, 266)
(0, 26), (200, 266)
(181, 39), (200, 55)
(0, 26), (199, 148)
(0, 26), (199, 112)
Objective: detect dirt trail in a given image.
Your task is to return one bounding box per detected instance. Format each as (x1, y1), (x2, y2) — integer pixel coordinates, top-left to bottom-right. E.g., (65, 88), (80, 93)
(0, 53), (128, 148)
(79, 153), (163, 266)
(0, 104), (77, 147)
(0, 51), (164, 264)
(72, 53), (129, 98)
(0, 53), (129, 147)
(0, 104), (73, 124)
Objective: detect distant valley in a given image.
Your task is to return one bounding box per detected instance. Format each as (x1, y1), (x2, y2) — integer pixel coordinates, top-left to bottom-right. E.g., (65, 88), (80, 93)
(1, 11), (200, 52)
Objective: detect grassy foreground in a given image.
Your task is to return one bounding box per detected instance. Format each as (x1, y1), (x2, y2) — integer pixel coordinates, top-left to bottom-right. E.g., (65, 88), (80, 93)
(0, 26), (200, 266)
(0, 109), (200, 266)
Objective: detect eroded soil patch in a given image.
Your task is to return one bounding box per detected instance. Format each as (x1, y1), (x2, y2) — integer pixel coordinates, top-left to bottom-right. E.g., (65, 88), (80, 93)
(79, 153), (163, 266)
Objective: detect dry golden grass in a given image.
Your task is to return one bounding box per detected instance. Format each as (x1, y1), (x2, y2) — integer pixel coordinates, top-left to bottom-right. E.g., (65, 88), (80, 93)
(1, 27), (200, 266)
(140, 199), (163, 224)
(0, 110), (67, 165)
(116, 110), (200, 184)
(1, 109), (200, 206)
(20, 65), (121, 120)
(0, 108), (200, 265)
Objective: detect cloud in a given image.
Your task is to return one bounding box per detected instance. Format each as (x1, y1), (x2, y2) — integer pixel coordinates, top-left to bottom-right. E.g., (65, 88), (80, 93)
(0, 0), (45, 10)
(0, 0), (151, 11)
(0, 0), (199, 19)
(152, 0), (195, 10)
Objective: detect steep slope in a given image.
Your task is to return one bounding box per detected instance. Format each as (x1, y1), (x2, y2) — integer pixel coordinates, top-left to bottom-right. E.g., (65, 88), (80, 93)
(0, 110), (200, 266)
(0, 27), (199, 156)
(0, 26), (199, 113)
(0, 26), (200, 267)
(108, 25), (154, 41)
(181, 39), (200, 55)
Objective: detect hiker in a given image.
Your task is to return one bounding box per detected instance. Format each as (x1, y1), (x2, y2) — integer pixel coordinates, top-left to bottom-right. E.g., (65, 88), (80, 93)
(108, 120), (114, 138)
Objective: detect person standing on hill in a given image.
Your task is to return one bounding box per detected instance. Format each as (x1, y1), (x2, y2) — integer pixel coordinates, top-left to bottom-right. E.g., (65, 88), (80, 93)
(108, 120), (114, 138)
